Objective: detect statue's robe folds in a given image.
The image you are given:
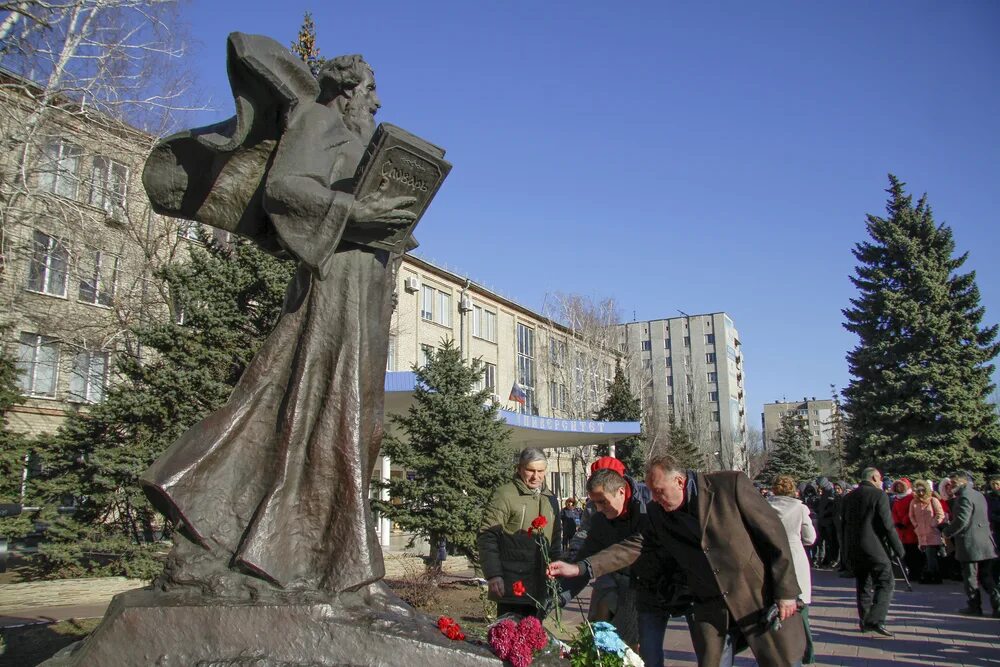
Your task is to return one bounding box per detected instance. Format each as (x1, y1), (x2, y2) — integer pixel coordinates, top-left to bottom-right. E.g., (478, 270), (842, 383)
(141, 48), (395, 594)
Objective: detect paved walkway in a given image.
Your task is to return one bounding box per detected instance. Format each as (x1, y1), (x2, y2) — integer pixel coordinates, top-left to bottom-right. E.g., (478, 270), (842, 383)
(557, 568), (1000, 666)
(3, 563), (998, 665)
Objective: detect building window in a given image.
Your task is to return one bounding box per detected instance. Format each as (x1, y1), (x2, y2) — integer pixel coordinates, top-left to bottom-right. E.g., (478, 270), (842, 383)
(472, 305), (497, 343)
(89, 156), (129, 211)
(516, 323), (535, 415)
(69, 349), (109, 403)
(437, 290), (452, 327)
(421, 285), (451, 326)
(641, 340), (651, 351)
(707, 371), (718, 383)
(667, 375), (673, 387)
(483, 362), (496, 392)
(683, 336), (691, 347)
(78, 250), (118, 307)
(708, 391), (719, 402)
(705, 334), (715, 344)
(420, 344), (434, 367)
(386, 336), (396, 371)
(421, 285), (435, 321)
(712, 411), (721, 422)
(38, 139), (82, 199)
(706, 353), (717, 364)
(26, 230), (69, 297)
(16, 332), (60, 397)
(549, 338), (567, 367)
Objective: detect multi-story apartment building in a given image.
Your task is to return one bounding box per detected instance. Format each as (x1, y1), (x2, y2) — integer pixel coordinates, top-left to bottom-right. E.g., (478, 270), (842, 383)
(618, 313), (748, 470)
(761, 397), (836, 451)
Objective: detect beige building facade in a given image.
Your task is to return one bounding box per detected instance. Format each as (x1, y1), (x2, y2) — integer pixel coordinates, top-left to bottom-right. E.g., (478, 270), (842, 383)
(761, 397), (836, 451)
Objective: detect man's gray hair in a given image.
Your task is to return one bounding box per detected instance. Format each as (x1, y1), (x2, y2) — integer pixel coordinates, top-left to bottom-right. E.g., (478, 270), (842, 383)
(860, 467), (880, 483)
(646, 453), (683, 478)
(950, 470), (975, 487)
(518, 448), (547, 469)
(587, 468), (626, 494)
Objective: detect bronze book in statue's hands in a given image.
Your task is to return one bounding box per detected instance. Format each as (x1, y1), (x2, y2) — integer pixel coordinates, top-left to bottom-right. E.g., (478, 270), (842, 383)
(343, 123), (452, 253)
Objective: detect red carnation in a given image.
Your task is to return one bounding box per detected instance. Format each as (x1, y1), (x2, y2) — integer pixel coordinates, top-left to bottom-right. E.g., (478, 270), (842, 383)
(437, 616), (453, 631)
(530, 515), (547, 531)
(518, 615), (548, 651)
(437, 616), (464, 641)
(512, 580), (526, 597)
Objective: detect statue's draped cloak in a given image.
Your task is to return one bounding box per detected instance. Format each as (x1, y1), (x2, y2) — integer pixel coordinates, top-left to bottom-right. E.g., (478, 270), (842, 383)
(140, 34), (393, 593)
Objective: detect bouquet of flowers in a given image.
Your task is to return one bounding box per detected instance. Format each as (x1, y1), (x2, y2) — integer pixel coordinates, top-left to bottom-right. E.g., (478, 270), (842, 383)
(437, 616), (466, 641)
(487, 615), (549, 667)
(567, 622), (643, 667)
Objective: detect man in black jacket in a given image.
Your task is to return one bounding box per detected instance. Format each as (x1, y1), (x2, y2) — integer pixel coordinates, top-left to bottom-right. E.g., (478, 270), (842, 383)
(841, 467), (904, 637)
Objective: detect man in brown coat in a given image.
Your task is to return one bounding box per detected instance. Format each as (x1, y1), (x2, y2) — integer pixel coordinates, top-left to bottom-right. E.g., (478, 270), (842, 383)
(549, 455), (806, 667)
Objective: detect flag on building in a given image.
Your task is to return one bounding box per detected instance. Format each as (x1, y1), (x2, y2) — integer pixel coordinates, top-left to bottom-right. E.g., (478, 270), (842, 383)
(509, 381), (526, 405)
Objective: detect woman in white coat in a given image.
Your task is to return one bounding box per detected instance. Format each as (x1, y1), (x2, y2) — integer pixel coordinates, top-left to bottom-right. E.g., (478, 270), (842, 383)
(768, 474), (818, 664)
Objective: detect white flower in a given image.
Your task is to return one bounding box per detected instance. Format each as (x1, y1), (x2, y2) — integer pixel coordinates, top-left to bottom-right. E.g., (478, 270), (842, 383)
(624, 646), (645, 666)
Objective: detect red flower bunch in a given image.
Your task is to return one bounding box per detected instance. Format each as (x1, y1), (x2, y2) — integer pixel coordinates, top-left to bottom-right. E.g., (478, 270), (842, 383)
(487, 616), (548, 667)
(512, 580), (526, 597)
(528, 514), (548, 534)
(436, 616), (465, 641)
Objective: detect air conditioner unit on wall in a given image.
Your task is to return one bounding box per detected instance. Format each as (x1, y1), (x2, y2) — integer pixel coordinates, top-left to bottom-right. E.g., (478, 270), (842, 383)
(403, 277), (419, 293)
(460, 296), (472, 312)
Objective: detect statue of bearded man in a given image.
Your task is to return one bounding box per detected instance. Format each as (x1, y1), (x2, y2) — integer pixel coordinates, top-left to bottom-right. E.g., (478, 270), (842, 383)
(140, 33), (416, 599)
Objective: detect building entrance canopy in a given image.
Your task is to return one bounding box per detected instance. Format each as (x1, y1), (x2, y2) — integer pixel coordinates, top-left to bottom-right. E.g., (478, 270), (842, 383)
(384, 372), (641, 450)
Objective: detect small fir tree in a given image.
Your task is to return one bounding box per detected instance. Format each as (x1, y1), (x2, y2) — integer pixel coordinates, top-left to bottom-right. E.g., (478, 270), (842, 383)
(594, 360), (646, 476)
(760, 414), (820, 485)
(29, 235), (295, 578)
(290, 12), (327, 76)
(843, 176), (1000, 479)
(374, 340), (514, 564)
(664, 413), (705, 471)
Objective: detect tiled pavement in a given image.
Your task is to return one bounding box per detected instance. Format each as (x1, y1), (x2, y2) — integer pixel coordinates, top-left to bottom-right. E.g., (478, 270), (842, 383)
(559, 568), (1000, 666)
(2, 563), (998, 665)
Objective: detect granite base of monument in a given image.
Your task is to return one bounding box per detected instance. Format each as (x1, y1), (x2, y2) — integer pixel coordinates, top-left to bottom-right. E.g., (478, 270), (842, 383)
(41, 587), (503, 667)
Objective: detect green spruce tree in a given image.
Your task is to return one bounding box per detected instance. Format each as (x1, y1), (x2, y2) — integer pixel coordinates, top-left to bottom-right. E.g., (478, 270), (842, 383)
(30, 236), (295, 578)
(0, 329), (36, 540)
(843, 176), (1000, 479)
(663, 413), (705, 471)
(760, 414), (820, 485)
(594, 360), (646, 475)
(374, 340), (514, 564)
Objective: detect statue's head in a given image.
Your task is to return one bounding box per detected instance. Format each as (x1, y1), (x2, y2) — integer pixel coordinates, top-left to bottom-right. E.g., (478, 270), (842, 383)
(318, 55), (379, 139)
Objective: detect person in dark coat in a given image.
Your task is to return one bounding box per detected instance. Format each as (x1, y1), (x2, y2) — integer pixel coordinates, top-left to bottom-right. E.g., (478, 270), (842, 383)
(560, 498), (581, 546)
(987, 476), (1000, 585)
(815, 479), (838, 568)
(841, 467), (904, 637)
(941, 471), (1000, 617)
(550, 455), (806, 667)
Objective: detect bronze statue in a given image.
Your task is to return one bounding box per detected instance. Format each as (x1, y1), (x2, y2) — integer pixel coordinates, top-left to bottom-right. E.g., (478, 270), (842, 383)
(141, 33), (419, 598)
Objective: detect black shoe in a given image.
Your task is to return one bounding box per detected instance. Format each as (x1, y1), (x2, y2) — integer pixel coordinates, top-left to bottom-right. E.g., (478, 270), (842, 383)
(866, 624), (893, 637)
(958, 606), (983, 616)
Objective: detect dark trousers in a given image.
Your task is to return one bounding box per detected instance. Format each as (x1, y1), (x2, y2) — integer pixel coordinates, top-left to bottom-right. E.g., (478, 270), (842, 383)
(960, 560), (1000, 612)
(922, 545), (941, 580)
(854, 560), (895, 626)
(637, 610), (672, 667)
(497, 602), (539, 618)
(903, 543), (924, 581)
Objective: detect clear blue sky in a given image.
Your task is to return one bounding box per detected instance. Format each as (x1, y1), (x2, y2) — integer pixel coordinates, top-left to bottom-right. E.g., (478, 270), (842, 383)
(180, 1), (1000, 425)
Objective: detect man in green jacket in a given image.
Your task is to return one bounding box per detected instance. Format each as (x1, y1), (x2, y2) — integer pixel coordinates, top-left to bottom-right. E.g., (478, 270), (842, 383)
(478, 448), (562, 617)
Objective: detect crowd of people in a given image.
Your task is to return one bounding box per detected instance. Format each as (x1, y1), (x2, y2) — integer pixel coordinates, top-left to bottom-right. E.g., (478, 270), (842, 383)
(476, 448), (1000, 667)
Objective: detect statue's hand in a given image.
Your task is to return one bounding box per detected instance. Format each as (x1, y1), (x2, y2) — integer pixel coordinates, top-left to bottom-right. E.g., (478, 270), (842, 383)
(350, 181), (418, 228)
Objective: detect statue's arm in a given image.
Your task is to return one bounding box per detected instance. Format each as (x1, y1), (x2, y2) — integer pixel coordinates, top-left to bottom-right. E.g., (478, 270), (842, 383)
(263, 106), (354, 279)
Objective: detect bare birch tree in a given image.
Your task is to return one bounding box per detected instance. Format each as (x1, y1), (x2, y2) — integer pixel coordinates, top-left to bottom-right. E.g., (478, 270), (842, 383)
(0, 0), (206, 435)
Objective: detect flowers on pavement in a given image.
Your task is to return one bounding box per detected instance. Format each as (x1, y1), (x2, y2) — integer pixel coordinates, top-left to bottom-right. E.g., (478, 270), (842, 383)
(436, 615), (465, 641)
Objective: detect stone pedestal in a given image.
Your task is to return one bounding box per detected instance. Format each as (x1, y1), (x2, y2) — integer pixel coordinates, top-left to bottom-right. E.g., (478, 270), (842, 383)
(42, 588), (502, 666)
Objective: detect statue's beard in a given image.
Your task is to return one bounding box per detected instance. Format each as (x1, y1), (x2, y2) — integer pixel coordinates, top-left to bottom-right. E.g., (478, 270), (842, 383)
(343, 98), (375, 142)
